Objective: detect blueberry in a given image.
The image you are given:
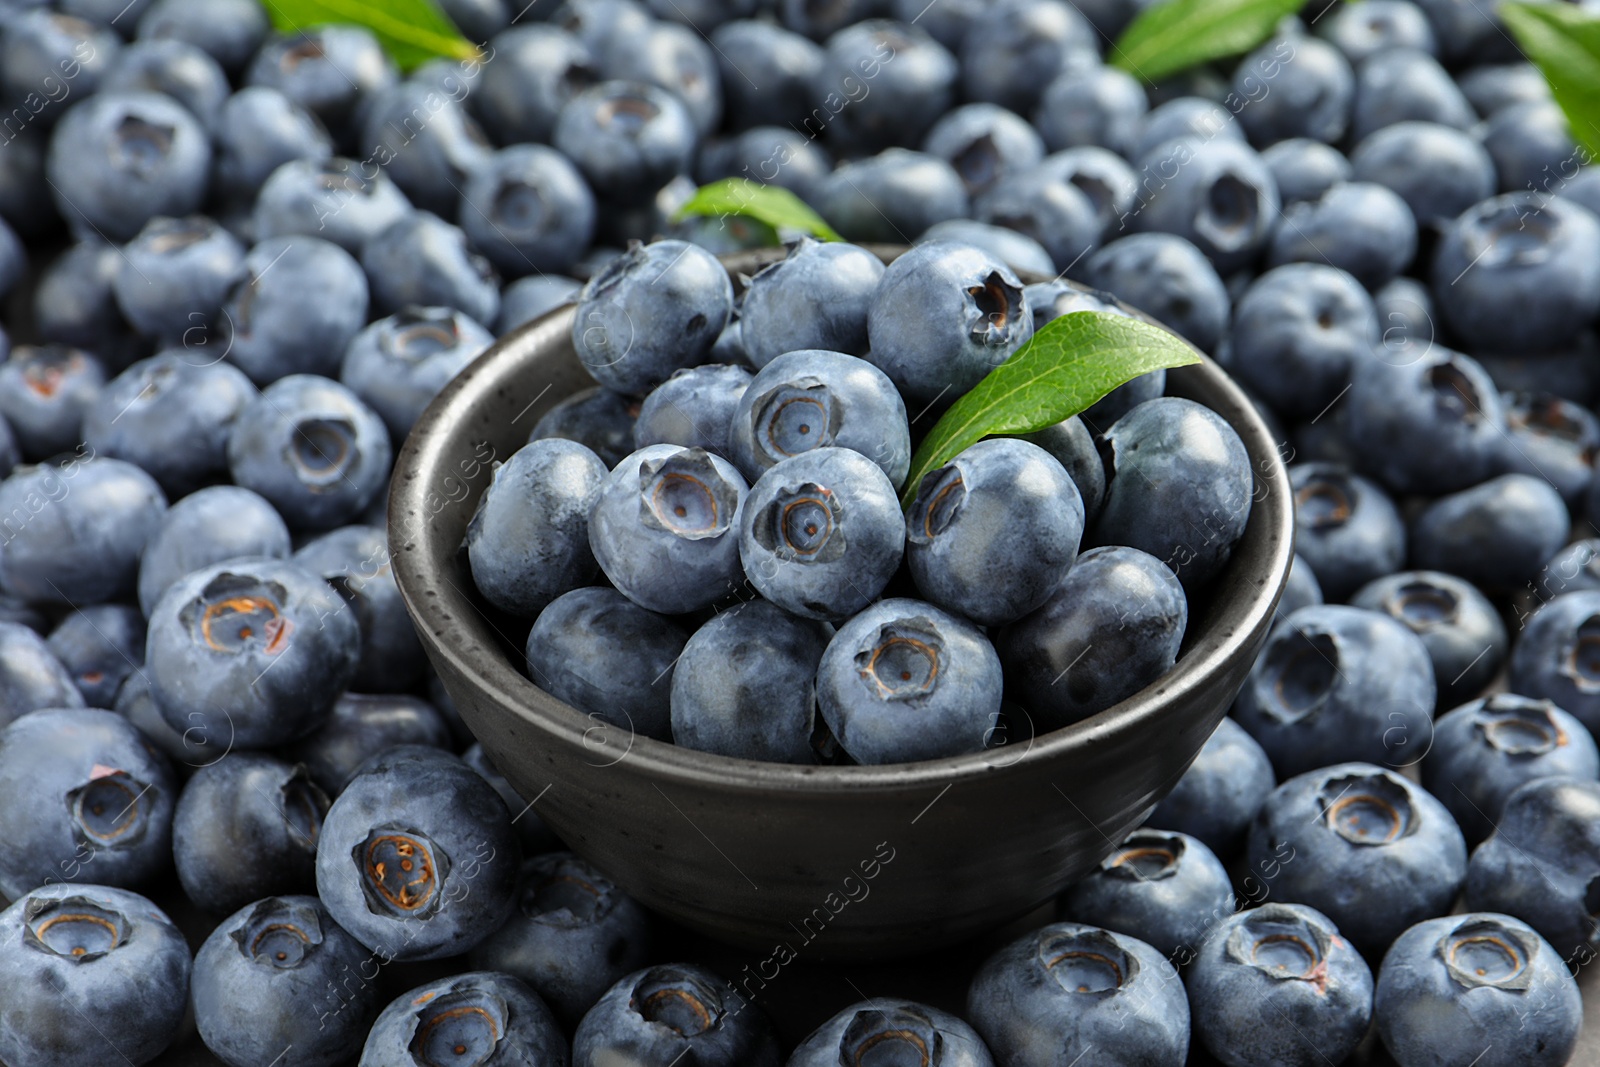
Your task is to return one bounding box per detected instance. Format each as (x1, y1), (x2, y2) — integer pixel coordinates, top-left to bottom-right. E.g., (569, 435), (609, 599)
(0, 11), (121, 111)
(112, 215), (245, 344)
(466, 437), (606, 620)
(967, 921), (1190, 1067)
(554, 80), (698, 205)
(1426, 695), (1599, 847)
(1288, 463), (1406, 601)
(361, 971), (567, 1066)
(1535, 537), (1600, 604)
(669, 598), (833, 763)
(1270, 182), (1418, 289)
(529, 385), (639, 468)
(1261, 137), (1354, 205)
(633, 363), (752, 457)
(572, 238), (733, 396)
(696, 126), (834, 203)
(908, 438), (1083, 626)
(85, 353), (257, 498)
(0, 620), (87, 727)
(136, 485), (290, 616)
(1012, 413), (1106, 522)
(103, 38), (229, 128)
(1093, 397), (1253, 589)
(437, 0), (510, 41)
(972, 163), (1101, 273)
(1459, 61), (1552, 118)
(193, 895), (380, 1067)
(1484, 100), (1576, 194)
(499, 274), (583, 334)
(1435, 192), (1600, 353)
(0, 883), (190, 1067)
(818, 597), (1002, 764)
(1033, 63), (1149, 158)
(573, 963), (782, 1066)
(554, 0), (655, 66)
(472, 851), (652, 1026)
(1344, 343), (1507, 496)
(220, 235), (371, 384)
(293, 525), (425, 692)
(728, 348), (911, 488)
(918, 219), (1057, 276)
(285, 692), (453, 797)
(1464, 776), (1600, 960)
(473, 24), (597, 145)
(1146, 716), (1276, 857)
(1349, 570), (1507, 709)
(867, 241), (1032, 411)
(136, 0), (268, 76)
(740, 238), (884, 367)
(0, 457), (166, 606)
(1350, 47), (1475, 143)
(1129, 137), (1280, 274)
(459, 144), (595, 278)
(958, 0), (1095, 115)
(1085, 233), (1229, 352)
(0, 345), (105, 461)
(361, 211), (500, 326)
(1319, 0), (1438, 62)
(252, 157), (412, 254)
(1029, 146), (1140, 242)
(813, 148), (968, 245)
(790, 1000), (995, 1067)
(357, 79), (492, 217)
(737, 447), (904, 623)
(146, 557), (359, 748)
(1236, 36), (1353, 146)
(526, 586), (689, 740)
(1373, 275), (1436, 347)
(1350, 121), (1496, 229)
(1375, 913), (1580, 1067)
(47, 605), (144, 709)
(171, 752), (327, 914)
(32, 241), (141, 368)
(246, 26), (397, 142)
(1187, 903), (1374, 1067)
(1248, 762), (1467, 956)
(0, 707), (175, 901)
(1133, 97), (1247, 159)
(1231, 265), (1378, 420)
(1502, 391), (1600, 506)
(605, 20), (722, 137)
(923, 102), (1044, 197)
(227, 374), (392, 532)
(340, 306), (494, 440)
(1058, 828), (1233, 961)
(997, 545), (1186, 733)
(1509, 590), (1600, 736)
(779, 0), (889, 40)
(709, 20), (823, 130)
(1410, 474), (1569, 595)
(1235, 604), (1437, 777)
(317, 745), (518, 960)
(47, 90), (209, 242)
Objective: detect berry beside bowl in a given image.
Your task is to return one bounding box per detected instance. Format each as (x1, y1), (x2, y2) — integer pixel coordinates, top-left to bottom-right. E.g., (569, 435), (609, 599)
(389, 242), (1293, 958)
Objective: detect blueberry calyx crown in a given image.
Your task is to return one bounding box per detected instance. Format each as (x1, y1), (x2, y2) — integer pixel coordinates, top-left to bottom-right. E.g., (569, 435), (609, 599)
(1260, 626), (1339, 724)
(907, 465), (965, 547)
(1436, 918), (1540, 991)
(1474, 696), (1566, 757)
(1037, 927), (1138, 997)
(385, 308), (463, 361)
(854, 619), (944, 702)
(356, 826), (450, 919)
(281, 766), (330, 853)
(288, 416), (359, 488)
(630, 965), (727, 1037)
(1560, 613), (1600, 693)
(113, 116), (176, 178)
(182, 572), (294, 657)
(966, 271), (1024, 351)
(1293, 474), (1353, 532)
(753, 481), (845, 563)
(1100, 830), (1185, 883)
(839, 1004), (944, 1067)
(523, 855), (614, 928)
(408, 981), (509, 1067)
(1318, 771), (1417, 848)
(754, 381), (838, 463)
(231, 897), (325, 970)
(1427, 359), (1487, 426)
(1225, 905), (1334, 991)
(1383, 579), (1459, 632)
(22, 897), (129, 963)
(638, 449), (739, 541)
(142, 216), (211, 255)
(67, 768), (154, 849)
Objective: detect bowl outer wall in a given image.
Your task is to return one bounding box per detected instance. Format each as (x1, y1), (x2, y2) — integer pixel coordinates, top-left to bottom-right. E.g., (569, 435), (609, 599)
(388, 248), (1295, 960)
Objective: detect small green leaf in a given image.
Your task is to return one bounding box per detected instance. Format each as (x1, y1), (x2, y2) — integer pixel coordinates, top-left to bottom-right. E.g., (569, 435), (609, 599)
(1111, 0), (1310, 83)
(673, 179), (842, 243)
(1501, 2), (1600, 160)
(260, 0), (479, 71)
(900, 313), (1202, 510)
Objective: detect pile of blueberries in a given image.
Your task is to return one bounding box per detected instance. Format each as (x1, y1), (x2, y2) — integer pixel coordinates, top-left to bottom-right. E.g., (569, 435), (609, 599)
(0, 0), (1599, 1064)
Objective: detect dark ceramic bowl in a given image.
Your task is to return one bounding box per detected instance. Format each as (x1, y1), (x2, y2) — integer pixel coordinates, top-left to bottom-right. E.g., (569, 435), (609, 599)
(388, 247), (1294, 960)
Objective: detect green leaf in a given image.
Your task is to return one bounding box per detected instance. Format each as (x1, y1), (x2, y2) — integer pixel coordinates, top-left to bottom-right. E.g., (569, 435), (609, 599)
(259, 0), (479, 71)
(673, 179), (842, 243)
(1111, 0), (1310, 83)
(900, 312), (1202, 510)
(1501, 2), (1600, 160)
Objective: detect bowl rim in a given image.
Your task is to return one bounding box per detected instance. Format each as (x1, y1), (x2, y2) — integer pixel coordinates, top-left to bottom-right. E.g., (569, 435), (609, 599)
(390, 251), (1295, 796)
